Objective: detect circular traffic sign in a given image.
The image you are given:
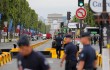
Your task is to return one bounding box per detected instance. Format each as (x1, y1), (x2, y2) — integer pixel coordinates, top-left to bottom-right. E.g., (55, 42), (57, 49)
(76, 7), (87, 19)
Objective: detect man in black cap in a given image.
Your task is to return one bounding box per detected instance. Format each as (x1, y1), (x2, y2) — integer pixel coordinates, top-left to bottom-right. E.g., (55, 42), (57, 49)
(55, 33), (63, 58)
(77, 32), (97, 70)
(60, 35), (77, 70)
(17, 35), (50, 70)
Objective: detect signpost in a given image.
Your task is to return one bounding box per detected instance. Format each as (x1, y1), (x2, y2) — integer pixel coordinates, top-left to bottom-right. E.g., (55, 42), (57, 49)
(89, 0), (110, 13)
(76, 8), (87, 19)
(76, 7), (87, 36)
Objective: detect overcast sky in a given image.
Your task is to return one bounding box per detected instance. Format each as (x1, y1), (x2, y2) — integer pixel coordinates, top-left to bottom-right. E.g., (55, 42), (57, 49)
(28, 0), (88, 19)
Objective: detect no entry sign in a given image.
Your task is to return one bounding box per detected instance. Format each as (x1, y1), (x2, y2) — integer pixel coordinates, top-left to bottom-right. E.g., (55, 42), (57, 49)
(76, 8), (87, 19)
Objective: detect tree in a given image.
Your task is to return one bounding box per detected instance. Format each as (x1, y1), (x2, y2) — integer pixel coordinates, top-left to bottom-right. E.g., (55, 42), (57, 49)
(84, 4), (96, 27)
(72, 15), (79, 22)
(0, 0), (50, 35)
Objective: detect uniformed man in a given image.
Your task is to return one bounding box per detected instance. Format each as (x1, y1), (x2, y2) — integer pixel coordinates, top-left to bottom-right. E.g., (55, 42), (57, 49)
(77, 32), (97, 70)
(60, 35), (77, 70)
(55, 33), (63, 59)
(17, 35), (50, 70)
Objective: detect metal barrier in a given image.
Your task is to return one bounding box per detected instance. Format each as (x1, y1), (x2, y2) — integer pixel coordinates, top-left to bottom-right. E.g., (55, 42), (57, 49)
(45, 48), (103, 67)
(45, 48), (64, 58)
(10, 40), (49, 58)
(0, 52), (12, 67)
(0, 40), (49, 67)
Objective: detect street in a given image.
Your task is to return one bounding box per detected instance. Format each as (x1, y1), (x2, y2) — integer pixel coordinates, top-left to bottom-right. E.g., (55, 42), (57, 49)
(0, 40), (65, 70)
(0, 39), (43, 49)
(0, 0), (110, 69)
(0, 40), (102, 70)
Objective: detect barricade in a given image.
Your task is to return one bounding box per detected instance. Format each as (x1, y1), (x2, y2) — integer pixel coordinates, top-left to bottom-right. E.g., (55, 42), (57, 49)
(1, 54), (7, 64)
(0, 52), (12, 67)
(40, 51), (51, 58)
(10, 40), (49, 58)
(96, 52), (102, 67)
(45, 48), (64, 58)
(2, 52), (12, 62)
(0, 55), (3, 66)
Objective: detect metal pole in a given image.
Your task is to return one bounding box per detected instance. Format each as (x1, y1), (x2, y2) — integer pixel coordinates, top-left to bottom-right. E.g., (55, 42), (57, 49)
(102, 0), (110, 70)
(99, 24), (103, 54)
(45, 25), (46, 34)
(80, 19), (82, 37)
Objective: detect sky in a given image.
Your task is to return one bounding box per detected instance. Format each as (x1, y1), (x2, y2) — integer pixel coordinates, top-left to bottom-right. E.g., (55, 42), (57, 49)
(28, 0), (88, 19)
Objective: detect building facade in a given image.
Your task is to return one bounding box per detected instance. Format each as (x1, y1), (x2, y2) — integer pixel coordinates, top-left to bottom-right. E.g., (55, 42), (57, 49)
(47, 13), (63, 30)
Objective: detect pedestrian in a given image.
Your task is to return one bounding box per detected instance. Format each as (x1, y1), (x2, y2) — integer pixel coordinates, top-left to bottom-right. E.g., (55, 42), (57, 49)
(17, 35), (50, 70)
(94, 35), (97, 45)
(77, 32), (97, 70)
(55, 33), (63, 59)
(60, 35), (78, 70)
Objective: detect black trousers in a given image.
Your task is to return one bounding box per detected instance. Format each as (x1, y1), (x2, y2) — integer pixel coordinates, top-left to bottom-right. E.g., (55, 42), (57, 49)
(56, 47), (61, 58)
(65, 60), (77, 70)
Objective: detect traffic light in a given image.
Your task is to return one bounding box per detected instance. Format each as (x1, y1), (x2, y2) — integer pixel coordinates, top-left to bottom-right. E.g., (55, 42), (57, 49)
(78, 0), (84, 7)
(67, 12), (71, 20)
(60, 22), (64, 28)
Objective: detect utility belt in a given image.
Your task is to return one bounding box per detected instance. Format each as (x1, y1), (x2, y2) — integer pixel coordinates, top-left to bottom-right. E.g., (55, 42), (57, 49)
(66, 60), (77, 63)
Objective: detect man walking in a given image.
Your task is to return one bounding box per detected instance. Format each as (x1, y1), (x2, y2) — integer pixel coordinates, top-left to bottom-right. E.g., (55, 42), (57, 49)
(77, 32), (97, 70)
(55, 33), (63, 59)
(17, 35), (50, 70)
(60, 35), (77, 70)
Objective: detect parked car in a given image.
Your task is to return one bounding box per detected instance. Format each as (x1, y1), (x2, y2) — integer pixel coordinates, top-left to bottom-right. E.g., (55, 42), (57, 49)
(42, 34), (46, 40)
(31, 36), (37, 41)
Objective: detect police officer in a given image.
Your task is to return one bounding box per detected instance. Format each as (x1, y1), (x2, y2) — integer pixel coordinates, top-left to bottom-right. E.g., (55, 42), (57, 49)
(60, 35), (77, 70)
(55, 33), (63, 59)
(17, 35), (50, 70)
(78, 32), (97, 70)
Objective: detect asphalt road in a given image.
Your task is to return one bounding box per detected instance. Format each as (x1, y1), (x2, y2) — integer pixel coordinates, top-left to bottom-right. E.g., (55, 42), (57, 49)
(0, 40), (102, 70)
(0, 39), (43, 49)
(0, 40), (65, 70)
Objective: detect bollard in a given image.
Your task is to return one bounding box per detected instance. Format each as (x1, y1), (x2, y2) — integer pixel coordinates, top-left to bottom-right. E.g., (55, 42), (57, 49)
(0, 55), (4, 66)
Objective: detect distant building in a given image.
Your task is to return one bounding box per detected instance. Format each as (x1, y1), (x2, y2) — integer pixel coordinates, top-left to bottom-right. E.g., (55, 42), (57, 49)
(47, 13), (63, 30)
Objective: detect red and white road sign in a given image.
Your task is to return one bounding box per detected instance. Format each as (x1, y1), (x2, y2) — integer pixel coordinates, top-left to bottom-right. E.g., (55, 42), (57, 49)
(76, 7), (87, 19)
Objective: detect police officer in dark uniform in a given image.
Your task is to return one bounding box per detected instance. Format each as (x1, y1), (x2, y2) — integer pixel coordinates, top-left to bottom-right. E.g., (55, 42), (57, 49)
(78, 32), (97, 70)
(60, 35), (77, 70)
(55, 33), (63, 59)
(17, 35), (50, 70)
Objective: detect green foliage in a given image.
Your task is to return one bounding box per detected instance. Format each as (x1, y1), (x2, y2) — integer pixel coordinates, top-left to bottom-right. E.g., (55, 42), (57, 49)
(84, 4), (96, 27)
(0, 0), (49, 33)
(72, 15), (79, 22)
